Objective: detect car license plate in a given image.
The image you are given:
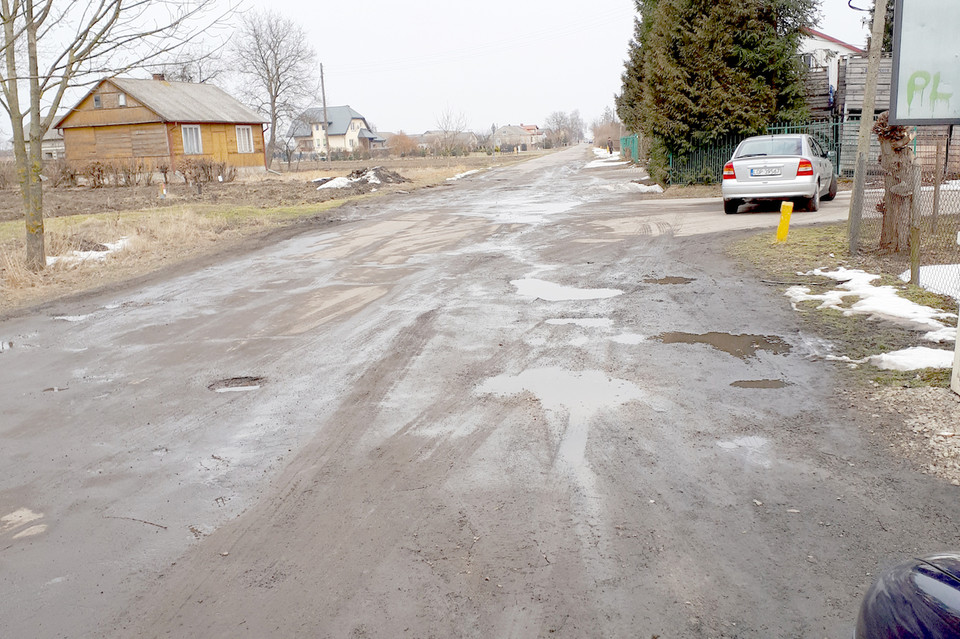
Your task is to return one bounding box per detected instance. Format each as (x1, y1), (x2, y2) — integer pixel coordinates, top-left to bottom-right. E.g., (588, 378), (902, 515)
(751, 167), (781, 177)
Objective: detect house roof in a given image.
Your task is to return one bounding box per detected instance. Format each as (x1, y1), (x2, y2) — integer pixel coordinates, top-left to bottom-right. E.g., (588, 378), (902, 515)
(288, 105), (368, 138)
(801, 27), (865, 55)
(358, 128), (385, 142)
(56, 77), (266, 128)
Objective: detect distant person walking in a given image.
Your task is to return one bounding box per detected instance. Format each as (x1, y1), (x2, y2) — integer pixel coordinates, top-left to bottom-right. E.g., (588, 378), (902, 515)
(606, 137), (614, 155)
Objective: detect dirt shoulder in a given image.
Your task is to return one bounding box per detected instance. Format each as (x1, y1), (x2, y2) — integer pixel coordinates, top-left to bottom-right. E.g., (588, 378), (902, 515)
(730, 223), (960, 485)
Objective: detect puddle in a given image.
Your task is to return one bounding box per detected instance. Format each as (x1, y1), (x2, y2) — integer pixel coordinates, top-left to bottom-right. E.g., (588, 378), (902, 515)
(731, 379), (790, 389)
(477, 368), (656, 469)
(512, 278), (623, 301)
(208, 376), (265, 392)
(644, 276), (695, 285)
(0, 341), (12, 352)
(43, 387), (68, 393)
(654, 332), (791, 359)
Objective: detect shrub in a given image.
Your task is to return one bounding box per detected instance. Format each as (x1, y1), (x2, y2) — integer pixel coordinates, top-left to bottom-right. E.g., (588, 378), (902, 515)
(0, 161), (18, 189)
(47, 159), (77, 187)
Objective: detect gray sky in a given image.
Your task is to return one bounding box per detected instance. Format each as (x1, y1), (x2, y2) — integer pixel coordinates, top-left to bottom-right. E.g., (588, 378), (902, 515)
(1, 1), (872, 144)
(248, 0), (871, 135)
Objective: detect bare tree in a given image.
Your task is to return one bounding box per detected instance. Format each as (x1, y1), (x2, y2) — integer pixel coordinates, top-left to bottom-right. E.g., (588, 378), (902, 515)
(231, 10), (316, 169)
(434, 107), (468, 155)
(1, 0), (224, 270)
(153, 43), (229, 85)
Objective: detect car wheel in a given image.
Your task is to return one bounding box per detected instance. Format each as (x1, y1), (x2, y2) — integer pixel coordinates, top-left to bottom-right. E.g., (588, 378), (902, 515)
(805, 184), (820, 212)
(822, 174), (838, 201)
(724, 199), (741, 214)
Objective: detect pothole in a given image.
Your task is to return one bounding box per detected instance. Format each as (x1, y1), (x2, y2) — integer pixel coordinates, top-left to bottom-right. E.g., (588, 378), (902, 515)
(208, 376), (265, 393)
(730, 379), (791, 389)
(0, 341), (12, 352)
(644, 276), (695, 285)
(654, 332), (791, 360)
(43, 387), (68, 393)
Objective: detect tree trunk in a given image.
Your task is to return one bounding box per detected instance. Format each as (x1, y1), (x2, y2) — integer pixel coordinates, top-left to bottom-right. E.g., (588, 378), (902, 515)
(877, 133), (915, 253)
(22, 156), (46, 271)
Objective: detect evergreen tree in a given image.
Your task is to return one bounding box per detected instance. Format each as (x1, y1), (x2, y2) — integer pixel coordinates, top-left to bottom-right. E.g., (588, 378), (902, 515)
(617, 0), (817, 181)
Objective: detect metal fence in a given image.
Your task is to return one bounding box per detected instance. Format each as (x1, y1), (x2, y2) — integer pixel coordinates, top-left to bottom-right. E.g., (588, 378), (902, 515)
(620, 134), (639, 163)
(849, 124), (960, 305)
(665, 120), (845, 185)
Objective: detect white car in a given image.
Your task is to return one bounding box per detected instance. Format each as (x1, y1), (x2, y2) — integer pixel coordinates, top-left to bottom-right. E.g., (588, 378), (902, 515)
(721, 134), (837, 214)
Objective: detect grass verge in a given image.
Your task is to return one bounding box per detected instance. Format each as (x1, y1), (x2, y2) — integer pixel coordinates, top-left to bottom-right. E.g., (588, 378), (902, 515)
(729, 223), (958, 388)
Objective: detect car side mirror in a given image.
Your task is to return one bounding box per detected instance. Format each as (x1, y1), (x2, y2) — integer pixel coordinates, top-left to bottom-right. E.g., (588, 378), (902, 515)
(827, 150), (836, 161)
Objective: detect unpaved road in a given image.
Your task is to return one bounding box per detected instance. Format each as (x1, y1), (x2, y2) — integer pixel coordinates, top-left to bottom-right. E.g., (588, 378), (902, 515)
(1, 145), (955, 638)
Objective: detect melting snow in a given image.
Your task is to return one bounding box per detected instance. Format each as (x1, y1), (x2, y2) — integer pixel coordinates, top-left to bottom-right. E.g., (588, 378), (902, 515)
(447, 169), (480, 181)
(785, 268), (956, 341)
(868, 347), (955, 371)
(512, 278), (623, 301)
(46, 238), (130, 266)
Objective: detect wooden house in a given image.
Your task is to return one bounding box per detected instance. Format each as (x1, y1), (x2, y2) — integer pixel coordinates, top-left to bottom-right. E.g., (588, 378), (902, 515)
(55, 75), (267, 172)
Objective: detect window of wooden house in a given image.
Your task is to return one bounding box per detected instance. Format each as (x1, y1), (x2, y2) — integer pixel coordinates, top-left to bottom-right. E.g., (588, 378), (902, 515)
(93, 95), (102, 109)
(118, 93), (126, 107)
(236, 125), (254, 153)
(182, 125), (202, 154)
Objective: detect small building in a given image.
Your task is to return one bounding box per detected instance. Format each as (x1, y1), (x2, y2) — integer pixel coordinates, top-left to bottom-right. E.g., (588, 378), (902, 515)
(493, 124), (541, 150)
(55, 75), (267, 171)
(12, 126), (65, 160)
(288, 106), (384, 154)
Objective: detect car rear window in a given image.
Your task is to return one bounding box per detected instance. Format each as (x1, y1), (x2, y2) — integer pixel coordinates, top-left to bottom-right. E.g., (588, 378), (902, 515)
(736, 138), (802, 158)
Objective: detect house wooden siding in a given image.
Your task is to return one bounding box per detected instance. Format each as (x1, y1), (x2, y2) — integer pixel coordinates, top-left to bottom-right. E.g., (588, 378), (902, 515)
(57, 78), (267, 170)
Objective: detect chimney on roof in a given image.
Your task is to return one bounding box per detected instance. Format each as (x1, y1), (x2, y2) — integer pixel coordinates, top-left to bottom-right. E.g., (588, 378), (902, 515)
(152, 73), (166, 81)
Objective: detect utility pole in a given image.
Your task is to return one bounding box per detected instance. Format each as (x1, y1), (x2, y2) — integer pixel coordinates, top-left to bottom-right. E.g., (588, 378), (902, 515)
(848, 0), (889, 253)
(320, 63), (331, 164)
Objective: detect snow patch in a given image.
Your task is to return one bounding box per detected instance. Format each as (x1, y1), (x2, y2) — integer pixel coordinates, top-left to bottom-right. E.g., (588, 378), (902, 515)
(447, 169), (480, 181)
(868, 346), (955, 371)
(46, 238), (130, 266)
(785, 267), (957, 341)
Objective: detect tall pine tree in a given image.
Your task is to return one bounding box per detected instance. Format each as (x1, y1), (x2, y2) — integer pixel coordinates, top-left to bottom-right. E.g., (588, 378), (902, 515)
(617, 0), (817, 181)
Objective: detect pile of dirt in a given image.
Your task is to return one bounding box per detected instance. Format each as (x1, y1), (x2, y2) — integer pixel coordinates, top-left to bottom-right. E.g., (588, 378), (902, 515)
(312, 166), (410, 192)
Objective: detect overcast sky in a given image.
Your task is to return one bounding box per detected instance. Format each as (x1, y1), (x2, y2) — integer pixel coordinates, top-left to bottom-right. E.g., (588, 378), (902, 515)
(1, 1), (872, 144)
(249, 0), (871, 135)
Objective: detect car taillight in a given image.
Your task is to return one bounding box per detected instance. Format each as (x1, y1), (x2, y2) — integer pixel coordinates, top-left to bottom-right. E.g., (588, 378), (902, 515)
(797, 159), (814, 176)
(723, 162), (735, 180)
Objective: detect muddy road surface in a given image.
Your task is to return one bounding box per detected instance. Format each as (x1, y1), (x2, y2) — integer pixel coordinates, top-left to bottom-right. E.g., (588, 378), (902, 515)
(1, 145), (955, 638)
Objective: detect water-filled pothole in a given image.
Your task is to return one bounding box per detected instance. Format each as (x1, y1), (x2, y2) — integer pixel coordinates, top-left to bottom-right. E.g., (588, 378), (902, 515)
(654, 332), (791, 360)
(644, 276), (695, 285)
(730, 379), (791, 389)
(208, 376), (265, 392)
(0, 340), (12, 352)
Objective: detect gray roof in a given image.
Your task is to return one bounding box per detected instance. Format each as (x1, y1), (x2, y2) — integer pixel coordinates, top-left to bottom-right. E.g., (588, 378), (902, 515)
(57, 77), (266, 127)
(358, 128), (384, 142)
(288, 105), (368, 138)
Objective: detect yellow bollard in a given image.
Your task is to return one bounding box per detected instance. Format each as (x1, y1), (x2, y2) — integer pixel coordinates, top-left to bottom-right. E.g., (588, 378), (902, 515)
(776, 201), (793, 242)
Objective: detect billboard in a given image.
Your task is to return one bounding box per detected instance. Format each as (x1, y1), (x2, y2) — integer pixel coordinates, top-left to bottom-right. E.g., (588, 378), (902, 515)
(890, 0), (960, 124)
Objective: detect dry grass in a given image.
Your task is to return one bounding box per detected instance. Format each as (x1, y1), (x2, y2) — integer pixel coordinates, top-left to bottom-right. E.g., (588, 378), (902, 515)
(730, 223), (957, 389)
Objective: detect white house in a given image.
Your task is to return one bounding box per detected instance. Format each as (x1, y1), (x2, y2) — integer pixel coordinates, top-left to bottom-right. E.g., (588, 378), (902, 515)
(288, 105), (384, 154)
(800, 27), (865, 96)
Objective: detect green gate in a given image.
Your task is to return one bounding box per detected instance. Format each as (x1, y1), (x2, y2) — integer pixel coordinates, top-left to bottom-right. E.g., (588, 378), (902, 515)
(666, 120), (844, 185)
